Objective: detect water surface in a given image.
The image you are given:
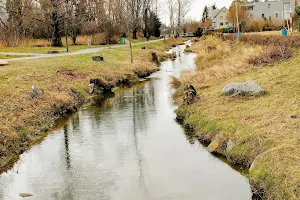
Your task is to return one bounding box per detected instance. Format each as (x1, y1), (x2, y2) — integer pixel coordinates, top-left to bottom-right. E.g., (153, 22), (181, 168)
(0, 43), (252, 200)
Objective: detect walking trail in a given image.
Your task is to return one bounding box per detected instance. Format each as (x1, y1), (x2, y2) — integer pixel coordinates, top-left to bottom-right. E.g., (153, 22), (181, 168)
(0, 39), (165, 61)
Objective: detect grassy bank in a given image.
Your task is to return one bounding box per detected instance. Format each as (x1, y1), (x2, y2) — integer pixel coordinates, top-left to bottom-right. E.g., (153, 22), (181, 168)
(0, 38), (186, 171)
(174, 36), (300, 199)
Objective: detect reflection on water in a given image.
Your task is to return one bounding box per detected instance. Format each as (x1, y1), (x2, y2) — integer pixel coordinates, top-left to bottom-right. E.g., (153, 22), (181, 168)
(0, 43), (252, 200)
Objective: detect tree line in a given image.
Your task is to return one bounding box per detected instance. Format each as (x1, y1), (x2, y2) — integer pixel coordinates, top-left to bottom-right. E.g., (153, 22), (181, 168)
(0, 0), (166, 47)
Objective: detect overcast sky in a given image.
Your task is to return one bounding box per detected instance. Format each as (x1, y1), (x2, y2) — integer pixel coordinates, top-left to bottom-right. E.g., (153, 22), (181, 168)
(187, 0), (233, 21)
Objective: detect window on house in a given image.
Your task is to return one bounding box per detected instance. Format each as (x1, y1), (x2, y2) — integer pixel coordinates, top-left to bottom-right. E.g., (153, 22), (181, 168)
(275, 12), (279, 18)
(220, 22), (224, 26)
(262, 14), (265, 18)
(268, 4), (270, 9)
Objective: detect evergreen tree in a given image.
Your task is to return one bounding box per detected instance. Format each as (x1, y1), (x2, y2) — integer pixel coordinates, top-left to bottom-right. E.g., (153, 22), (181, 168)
(149, 11), (162, 37)
(202, 5), (209, 23)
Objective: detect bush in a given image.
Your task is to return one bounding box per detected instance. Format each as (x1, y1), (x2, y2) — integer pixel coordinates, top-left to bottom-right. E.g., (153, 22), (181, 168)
(194, 28), (203, 37)
(224, 34), (300, 48)
(248, 46), (292, 65)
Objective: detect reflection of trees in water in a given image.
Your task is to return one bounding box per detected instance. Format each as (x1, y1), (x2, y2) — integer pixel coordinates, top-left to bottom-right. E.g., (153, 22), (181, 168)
(71, 112), (80, 131)
(132, 86), (148, 198)
(130, 81), (158, 199)
(64, 126), (71, 170)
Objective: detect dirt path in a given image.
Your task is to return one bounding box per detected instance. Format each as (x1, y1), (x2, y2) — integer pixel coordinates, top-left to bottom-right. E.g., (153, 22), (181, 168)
(1, 39), (165, 61)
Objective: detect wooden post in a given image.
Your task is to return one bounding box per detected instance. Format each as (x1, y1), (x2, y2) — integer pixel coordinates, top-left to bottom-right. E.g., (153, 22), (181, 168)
(235, 0), (240, 36)
(130, 39), (133, 63)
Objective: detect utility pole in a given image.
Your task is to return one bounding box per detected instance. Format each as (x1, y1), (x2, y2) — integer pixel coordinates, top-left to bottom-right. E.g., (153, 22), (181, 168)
(235, 0), (240, 36)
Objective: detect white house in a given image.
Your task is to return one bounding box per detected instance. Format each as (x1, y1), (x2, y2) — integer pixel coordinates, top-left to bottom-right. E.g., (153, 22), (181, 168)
(210, 7), (230, 30)
(245, 0), (298, 22)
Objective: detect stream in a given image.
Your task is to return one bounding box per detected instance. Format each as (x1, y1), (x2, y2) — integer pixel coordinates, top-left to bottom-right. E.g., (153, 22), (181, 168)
(0, 43), (252, 200)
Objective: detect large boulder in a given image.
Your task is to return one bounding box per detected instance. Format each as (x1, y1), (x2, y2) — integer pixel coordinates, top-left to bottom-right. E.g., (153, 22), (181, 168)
(0, 59), (8, 66)
(222, 81), (265, 97)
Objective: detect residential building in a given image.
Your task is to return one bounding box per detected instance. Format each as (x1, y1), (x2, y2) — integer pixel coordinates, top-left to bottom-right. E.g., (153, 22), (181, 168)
(245, 0), (297, 22)
(211, 7), (230, 30)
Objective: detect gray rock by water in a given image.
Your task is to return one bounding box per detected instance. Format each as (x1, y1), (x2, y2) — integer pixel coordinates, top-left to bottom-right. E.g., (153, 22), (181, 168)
(222, 81), (265, 97)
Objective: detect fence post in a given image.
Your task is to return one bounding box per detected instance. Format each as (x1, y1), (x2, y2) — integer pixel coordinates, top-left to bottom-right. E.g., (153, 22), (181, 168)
(130, 39), (133, 63)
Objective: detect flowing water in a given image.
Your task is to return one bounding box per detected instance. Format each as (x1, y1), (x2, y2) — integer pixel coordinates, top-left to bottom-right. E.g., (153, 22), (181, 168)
(0, 43), (252, 200)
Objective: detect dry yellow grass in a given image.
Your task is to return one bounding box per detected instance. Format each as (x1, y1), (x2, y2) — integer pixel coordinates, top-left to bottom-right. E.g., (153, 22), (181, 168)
(174, 36), (300, 199)
(0, 38), (183, 171)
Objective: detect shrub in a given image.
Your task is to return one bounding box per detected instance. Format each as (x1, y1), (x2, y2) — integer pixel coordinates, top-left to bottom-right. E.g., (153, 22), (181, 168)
(224, 34), (300, 48)
(194, 28), (203, 37)
(248, 46), (292, 65)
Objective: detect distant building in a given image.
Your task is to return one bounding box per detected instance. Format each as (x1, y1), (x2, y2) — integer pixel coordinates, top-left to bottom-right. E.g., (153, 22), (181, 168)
(210, 7), (230, 30)
(245, 0), (297, 22)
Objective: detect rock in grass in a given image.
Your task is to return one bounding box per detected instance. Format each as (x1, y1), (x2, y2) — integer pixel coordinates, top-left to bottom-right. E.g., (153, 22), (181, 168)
(19, 193), (33, 198)
(30, 86), (44, 99)
(183, 85), (197, 105)
(141, 46), (146, 49)
(92, 56), (104, 62)
(222, 81), (265, 97)
(0, 59), (8, 66)
(47, 50), (59, 54)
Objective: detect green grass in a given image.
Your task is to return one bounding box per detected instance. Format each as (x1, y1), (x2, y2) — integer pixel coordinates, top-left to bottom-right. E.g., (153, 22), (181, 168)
(174, 37), (300, 199)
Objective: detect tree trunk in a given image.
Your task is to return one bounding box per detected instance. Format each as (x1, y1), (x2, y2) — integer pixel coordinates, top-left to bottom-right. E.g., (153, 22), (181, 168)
(16, 0), (23, 40)
(71, 36), (76, 45)
(51, 0), (63, 47)
(132, 29), (137, 39)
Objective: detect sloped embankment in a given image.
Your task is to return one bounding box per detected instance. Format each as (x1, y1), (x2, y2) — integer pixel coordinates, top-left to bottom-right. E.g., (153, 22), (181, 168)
(173, 36), (300, 199)
(0, 38), (186, 172)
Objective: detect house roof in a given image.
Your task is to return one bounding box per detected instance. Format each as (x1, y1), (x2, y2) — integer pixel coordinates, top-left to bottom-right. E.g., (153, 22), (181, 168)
(210, 6), (228, 19)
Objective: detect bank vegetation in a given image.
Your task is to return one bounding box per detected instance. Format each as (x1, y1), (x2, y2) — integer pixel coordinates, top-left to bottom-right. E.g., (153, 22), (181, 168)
(173, 36), (300, 199)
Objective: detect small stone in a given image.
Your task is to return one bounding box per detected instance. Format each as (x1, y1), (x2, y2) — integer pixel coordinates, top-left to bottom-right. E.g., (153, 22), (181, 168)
(47, 50), (59, 54)
(226, 140), (235, 152)
(30, 86), (44, 99)
(92, 56), (104, 62)
(0, 59), (8, 66)
(19, 193), (33, 198)
(141, 46), (146, 49)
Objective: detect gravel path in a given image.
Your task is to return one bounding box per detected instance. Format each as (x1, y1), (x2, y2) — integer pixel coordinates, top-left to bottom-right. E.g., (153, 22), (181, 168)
(0, 39), (165, 61)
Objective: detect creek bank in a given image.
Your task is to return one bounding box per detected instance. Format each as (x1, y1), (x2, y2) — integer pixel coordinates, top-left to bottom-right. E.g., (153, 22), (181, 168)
(0, 43), (177, 173)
